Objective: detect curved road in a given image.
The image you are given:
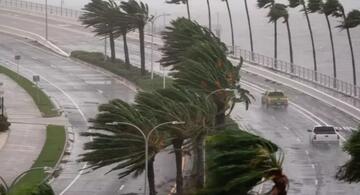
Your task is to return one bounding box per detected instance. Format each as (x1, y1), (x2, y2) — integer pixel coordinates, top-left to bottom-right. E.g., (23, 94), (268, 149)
(0, 9), (359, 195)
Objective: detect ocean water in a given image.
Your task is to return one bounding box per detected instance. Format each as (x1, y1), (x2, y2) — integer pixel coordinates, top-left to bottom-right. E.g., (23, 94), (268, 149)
(28, 0), (360, 84)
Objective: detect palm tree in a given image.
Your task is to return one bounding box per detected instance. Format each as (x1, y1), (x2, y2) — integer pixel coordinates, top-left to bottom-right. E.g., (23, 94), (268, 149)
(336, 128), (360, 183)
(207, 0), (211, 30)
(289, 0), (318, 79)
(166, 0), (190, 19)
(202, 129), (288, 195)
(270, 3), (294, 71)
(221, 0), (235, 53)
(114, 9), (135, 66)
(337, 9), (360, 92)
(244, 0), (254, 58)
(80, 0), (119, 62)
(121, 0), (151, 75)
(308, 0), (342, 84)
(30, 183), (55, 195)
(160, 18), (252, 126)
(257, 0), (277, 67)
(79, 99), (166, 195)
(136, 86), (217, 192)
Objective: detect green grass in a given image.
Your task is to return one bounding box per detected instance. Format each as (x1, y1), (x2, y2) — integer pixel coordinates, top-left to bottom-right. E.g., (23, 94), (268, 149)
(9, 125), (66, 195)
(71, 50), (173, 91)
(0, 65), (58, 117)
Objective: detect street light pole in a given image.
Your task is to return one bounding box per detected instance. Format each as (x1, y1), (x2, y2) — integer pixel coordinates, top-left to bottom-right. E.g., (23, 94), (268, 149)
(150, 13), (170, 80)
(204, 88), (236, 185)
(106, 121), (185, 195)
(45, 0), (48, 40)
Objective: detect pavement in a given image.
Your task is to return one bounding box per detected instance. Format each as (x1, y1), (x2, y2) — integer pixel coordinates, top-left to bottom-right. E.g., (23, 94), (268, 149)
(0, 74), (64, 184)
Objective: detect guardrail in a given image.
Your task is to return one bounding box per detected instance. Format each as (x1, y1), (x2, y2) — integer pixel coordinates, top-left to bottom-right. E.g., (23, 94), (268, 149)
(0, 0), (82, 18)
(230, 46), (360, 99)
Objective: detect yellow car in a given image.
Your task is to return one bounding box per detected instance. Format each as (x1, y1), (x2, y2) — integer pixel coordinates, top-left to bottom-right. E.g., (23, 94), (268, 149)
(261, 90), (288, 108)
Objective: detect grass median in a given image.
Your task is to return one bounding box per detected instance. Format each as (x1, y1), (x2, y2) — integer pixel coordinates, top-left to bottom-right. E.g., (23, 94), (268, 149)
(9, 125), (66, 195)
(0, 65), (58, 117)
(71, 50), (173, 91)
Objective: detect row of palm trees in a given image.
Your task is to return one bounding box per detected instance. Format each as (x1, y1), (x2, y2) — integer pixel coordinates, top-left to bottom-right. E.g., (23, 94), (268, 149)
(79, 14), (291, 194)
(80, 0), (151, 75)
(171, 0), (360, 87)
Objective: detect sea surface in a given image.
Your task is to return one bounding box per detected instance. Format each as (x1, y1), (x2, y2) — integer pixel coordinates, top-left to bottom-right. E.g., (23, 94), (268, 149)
(28, 0), (360, 84)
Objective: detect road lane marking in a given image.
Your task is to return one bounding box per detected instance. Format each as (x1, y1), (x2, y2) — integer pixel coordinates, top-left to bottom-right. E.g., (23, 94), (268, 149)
(315, 179), (319, 185)
(312, 164), (316, 169)
(305, 150), (309, 155)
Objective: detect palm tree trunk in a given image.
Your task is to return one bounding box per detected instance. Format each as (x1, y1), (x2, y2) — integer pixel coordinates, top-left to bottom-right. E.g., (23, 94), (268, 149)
(109, 32), (116, 62)
(302, 2), (317, 80)
(173, 139), (184, 195)
(148, 158), (156, 195)
(244, 0), (254, 59)
(269, 172), (289, 195)
(225, 0), (235, 53)
(325, 15), (337, 82)
(192, 135), (204, 189)
(186, 0), (191, 19)
(285, 20), (294, 72)
(341, 11), (357, 94)
(274, 20), (278, 68)
(207, 0), (211, 30)
(139, 26), (146, 76)
(122, 32), (130, 67)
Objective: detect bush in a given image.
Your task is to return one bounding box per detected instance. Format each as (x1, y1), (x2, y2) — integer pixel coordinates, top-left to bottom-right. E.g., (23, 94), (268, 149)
(0, 115), (10, 132)
(71, 51), (172, 91)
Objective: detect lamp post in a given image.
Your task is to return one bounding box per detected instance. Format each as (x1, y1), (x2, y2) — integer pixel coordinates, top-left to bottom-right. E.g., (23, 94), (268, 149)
(150, 13), (170, 80)
(203, 88), (236, 185)
(106, 120), (185, 195)
(0, 166), (57, 193)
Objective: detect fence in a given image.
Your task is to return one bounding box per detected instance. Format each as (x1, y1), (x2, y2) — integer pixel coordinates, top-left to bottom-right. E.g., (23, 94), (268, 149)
(231, 46), (360, 99)
(0, 0), (83, 18)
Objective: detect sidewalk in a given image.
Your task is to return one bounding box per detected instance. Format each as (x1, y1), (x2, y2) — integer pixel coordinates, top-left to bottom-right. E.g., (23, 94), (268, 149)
(0, 74), (64, 183)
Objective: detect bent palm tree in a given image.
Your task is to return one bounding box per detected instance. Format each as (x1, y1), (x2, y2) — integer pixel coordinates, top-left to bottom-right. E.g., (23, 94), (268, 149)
(221, 0), (235, 53)
(244, 0), (254, 58)
(308, 0), (342, 85)
(136, 86), (217, 192)
(203, 129), (287, 195)
(289, 0), (318, 79)
(271, 3), (294, 71)
(337, 9), (360, 92)
(207, 0), (211, 30)
(336, 128), (360, 183)
(79, 99), (165, 195)
(166, 0), (190, 19)
(257, 0), (277, 66)
(80, 0), (119, 62)
(121, 0), (151, 75)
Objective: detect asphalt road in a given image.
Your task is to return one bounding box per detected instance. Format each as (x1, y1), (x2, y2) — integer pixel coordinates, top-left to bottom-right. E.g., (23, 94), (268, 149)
(0, 8), (359, 195)
(233, 74), (360, 195)
(0, 33), (176, 195)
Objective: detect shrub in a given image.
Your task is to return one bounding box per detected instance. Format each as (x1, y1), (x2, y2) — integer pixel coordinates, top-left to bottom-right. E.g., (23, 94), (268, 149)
(0, 115), (10, 132)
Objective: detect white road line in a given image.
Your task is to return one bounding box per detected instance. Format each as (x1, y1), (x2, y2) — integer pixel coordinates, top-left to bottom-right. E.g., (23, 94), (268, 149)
(296, 138), (301, 142)
(312, 164), (316, 169)
(315, 179), (319, 185)
(305, 150), (309, 155)
(1, 59), (91, 195)
(118, 185), (125, 193)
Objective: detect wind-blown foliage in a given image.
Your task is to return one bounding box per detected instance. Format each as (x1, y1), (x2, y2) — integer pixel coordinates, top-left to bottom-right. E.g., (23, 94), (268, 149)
(121, 0), (151, 75)
(202, 129), (287, 195)
(79, 99), (165, 195)
(30, 183), (55, 195)
(336, 129), (360, 183)
(80, 0), (120, 62)
(270, 3), (294, 69)
(136, 86), (217, 192)
(166, 0), (191, 19)
(160, 18), (252, 125)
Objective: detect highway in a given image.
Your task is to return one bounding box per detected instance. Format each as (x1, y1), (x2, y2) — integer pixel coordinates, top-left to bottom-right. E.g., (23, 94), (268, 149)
(0, 7), (359, 195)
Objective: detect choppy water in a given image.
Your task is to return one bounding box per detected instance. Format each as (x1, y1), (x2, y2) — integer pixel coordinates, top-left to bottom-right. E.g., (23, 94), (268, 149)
(29, 0), (360, 84)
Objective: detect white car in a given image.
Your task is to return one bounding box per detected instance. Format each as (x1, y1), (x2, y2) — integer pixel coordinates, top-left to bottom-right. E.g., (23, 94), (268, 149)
(308, 126), (340, 142)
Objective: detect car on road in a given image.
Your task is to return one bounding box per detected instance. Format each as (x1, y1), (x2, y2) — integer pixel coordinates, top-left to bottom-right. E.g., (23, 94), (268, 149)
(308, 126), (340, 142)
(261, 90), (288, 108)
